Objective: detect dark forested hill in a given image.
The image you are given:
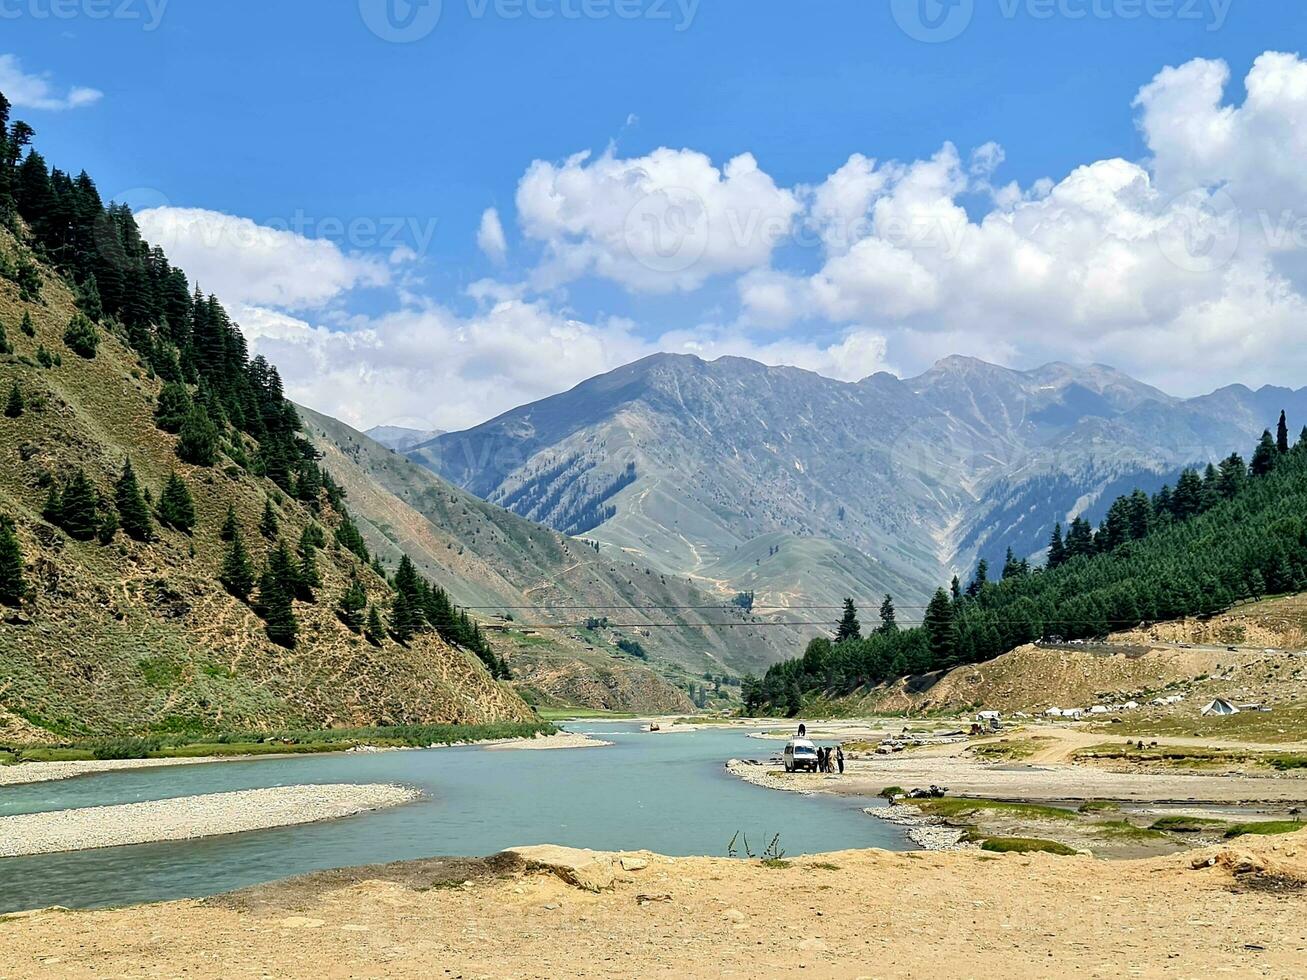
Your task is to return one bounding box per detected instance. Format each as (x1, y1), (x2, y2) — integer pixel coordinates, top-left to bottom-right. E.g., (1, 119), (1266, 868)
(0, 92), (533, 740)
(749, 421), (1307, 713)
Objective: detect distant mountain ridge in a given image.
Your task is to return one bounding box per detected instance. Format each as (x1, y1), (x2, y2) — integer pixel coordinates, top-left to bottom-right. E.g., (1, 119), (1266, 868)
(409, 352), (1307, 613)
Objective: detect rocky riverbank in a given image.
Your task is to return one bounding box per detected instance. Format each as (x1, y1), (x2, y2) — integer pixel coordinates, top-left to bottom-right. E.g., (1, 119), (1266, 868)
(863, 802), (973, 851)
(0, 784), (420, 857)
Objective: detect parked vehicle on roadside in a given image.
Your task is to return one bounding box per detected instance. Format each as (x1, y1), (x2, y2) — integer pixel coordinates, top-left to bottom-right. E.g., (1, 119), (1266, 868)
(783, 739), (819, 773)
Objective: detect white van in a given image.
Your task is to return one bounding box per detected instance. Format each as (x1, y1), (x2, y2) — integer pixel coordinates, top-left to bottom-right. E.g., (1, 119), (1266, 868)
(782, 739), (819, 773)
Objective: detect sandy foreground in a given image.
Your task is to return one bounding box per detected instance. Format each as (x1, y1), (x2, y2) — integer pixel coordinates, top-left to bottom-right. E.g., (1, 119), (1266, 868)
(2, 835), (1305, 978)
(0, 784), (420, 857)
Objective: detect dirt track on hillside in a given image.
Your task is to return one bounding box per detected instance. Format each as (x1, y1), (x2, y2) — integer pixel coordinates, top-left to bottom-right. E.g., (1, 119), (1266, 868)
(2, 835), (1305, 978)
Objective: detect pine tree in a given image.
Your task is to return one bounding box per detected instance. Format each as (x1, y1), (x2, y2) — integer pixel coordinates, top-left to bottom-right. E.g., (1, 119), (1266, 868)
(258, 541), (298, 647)
(219, 504), (239, 541)
(4, 381), (23, 418)
(336, 575), (367, 633)
(923, 588), (956, 667)
(877, 594), (898, 635)
(57, 469), (100, 541)
(334, 511), (369, 561)
(390, 589), (420, 644)
(966, 558), (989, 598)
(1251, 430), (1278, 477)
(157, 472), (196, 532)
(19, 312), (34, 337)
(294, 524), (320, 601)
(41, 484), (62, 525)
(364, 605), (386, 646)
(0, 517), (25, 605)
(62, 312), (99, 358)
(219, 530), (255, 601)
(835, 597), (861, 642)
(0, 320), (10, 355)
(176, 405), (218, 466)
(950, 575), (961, 601)
(97, 505), (118, 545)
(1277, 410), (1290, 454)
(259, 498), (279, 538)
(1047, 523), (1066, 569)
(154, 382), (193, 433)
(114, 459), (153, 542)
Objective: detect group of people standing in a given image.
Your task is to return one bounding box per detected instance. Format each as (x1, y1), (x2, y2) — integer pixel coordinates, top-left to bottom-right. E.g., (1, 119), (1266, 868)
(815, 745), (844, 774)
(796, 724), (845, 774)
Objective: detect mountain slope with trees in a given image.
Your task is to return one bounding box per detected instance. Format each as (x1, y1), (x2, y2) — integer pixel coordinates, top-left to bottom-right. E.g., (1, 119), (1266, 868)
(0, 92), (533, 740)
(299, 406), (804, 704)
(747, 420), (1307, 714)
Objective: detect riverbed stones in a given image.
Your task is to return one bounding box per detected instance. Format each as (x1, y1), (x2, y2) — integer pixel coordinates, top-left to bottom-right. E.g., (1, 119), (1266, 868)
(505, 845), (616, 892)
(620, 855), (649, 871)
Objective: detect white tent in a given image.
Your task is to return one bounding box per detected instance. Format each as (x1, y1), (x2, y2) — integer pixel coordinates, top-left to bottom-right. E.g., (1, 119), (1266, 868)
(1045, 707), (1064, 717)
(1201, 697), (1240, 717)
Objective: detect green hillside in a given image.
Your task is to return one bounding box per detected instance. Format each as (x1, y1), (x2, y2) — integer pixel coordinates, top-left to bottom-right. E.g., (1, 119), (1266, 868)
(0, 93), (533, 741)
(751, 421), (1307, 712)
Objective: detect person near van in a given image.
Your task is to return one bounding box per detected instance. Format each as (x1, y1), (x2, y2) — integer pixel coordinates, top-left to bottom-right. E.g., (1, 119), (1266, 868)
(836, 746), (845, 774)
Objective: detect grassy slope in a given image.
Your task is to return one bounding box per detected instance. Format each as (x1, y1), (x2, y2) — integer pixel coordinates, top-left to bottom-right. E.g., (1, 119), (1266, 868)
(0, 229), (533, 742)
(300, 406), (710, 712)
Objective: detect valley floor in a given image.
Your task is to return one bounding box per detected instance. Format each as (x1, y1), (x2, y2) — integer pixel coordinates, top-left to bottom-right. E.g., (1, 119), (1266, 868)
(2, 835), (1304, 978)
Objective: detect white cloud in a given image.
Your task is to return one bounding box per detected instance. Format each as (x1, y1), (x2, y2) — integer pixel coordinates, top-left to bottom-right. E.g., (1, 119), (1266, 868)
(476, 207), (508, 264)
(757, 53), (1307, 395)
(515, 146), (801, 292)
(126, 51), (1307, 430)
(134, 207), (389, 311)
(0, 55), (102, 111)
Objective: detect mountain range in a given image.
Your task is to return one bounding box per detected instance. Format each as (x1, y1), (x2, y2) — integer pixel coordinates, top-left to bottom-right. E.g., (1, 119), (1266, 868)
(407, 352), (1307, 619)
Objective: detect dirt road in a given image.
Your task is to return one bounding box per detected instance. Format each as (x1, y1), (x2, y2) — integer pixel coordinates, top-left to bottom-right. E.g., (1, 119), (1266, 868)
(2, 835), (1304, 978)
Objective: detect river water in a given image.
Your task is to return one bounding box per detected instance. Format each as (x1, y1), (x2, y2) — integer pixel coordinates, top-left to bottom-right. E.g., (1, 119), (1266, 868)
(0, 723), (906, 912)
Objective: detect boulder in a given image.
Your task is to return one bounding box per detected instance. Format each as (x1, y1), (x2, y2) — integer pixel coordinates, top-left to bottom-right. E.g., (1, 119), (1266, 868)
(505, 845), (616, 892)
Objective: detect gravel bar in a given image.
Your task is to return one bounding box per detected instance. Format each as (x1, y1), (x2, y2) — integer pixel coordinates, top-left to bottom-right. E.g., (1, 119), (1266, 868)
(0, 783), (421, 857)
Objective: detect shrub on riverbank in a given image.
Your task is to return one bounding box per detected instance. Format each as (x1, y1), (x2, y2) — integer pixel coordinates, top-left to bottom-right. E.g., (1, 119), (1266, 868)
(979, 837), (1078, 856)
(0, 721), (558, 766)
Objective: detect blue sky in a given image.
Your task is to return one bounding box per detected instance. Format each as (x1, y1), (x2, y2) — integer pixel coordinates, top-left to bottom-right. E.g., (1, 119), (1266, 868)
(2, 1), (1305, 429)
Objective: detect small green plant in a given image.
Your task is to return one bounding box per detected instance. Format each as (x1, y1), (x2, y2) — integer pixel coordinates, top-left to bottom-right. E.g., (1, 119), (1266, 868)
(1078, 801), (1121, 814)
(1224, 820), (1303, 839)
(63, 312), (99, 358)
(979, 837), (1077, 856)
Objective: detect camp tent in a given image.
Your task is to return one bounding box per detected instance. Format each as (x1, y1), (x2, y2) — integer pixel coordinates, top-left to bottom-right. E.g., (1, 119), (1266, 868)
(1201, 698), (1240, 717)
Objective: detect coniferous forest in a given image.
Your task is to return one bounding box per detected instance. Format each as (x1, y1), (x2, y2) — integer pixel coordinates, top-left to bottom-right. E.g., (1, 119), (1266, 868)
(0, 90), (507, 677)
(747, 422), (1307, 714)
